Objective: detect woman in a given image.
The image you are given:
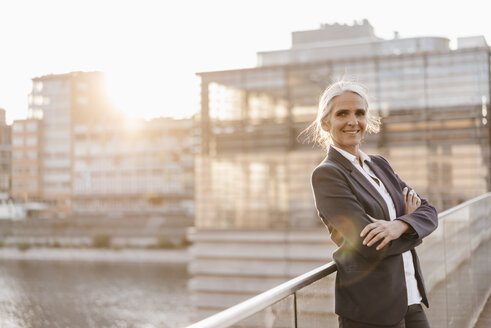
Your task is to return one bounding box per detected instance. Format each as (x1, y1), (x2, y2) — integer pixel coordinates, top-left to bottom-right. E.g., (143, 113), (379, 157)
(308, 81), (438, 327)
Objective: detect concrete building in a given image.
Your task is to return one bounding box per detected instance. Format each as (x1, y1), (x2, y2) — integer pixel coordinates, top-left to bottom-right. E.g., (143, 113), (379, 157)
(189, 20), (491, 320)
(72, 117), (195, 228)
(28, 71), (119, 216)
(0, 109), (11, 197)
(10, 118), (43, 204)
(21, 70), (196, 229)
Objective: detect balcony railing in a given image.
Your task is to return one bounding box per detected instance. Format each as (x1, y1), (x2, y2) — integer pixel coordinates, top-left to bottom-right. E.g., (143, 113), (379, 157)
(187, 261), (337, 328)
(187, 192), (491, 328)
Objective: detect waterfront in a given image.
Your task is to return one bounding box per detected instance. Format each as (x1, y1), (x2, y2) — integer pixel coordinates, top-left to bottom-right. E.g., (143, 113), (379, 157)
(0, 251), (192, 328)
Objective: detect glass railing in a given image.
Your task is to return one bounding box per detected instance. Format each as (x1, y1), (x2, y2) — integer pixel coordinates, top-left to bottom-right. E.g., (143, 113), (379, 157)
(186, 262), (337, 328)
(422, 192), (491, 328)
(187, 193), (491, 328)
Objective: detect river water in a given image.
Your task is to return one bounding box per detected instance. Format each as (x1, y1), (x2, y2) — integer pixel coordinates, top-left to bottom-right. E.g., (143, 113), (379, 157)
(0, 259), (192, 328)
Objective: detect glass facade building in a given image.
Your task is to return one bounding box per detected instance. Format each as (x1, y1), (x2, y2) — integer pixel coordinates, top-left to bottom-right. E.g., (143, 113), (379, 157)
(195, 22), (490, 230)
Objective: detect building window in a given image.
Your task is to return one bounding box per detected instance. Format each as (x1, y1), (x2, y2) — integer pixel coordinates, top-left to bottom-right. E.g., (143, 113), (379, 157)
(12, 137), (24, 147)
(77, 82), (88, 90)
(26, 136), (38, 146)
(33, 95), (44, 106)
(28, 108), (44, 119)
(34, 81), (43, 92)
(26, 121), (38, 132)
(26, 151), (38, 160)
(77, 96), (88, 105)
(13, 123), (24, 132)
(12, 151), (24, 160)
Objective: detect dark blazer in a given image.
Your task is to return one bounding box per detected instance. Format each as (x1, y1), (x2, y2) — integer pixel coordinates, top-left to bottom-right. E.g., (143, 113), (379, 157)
(311, 147), (438, 326)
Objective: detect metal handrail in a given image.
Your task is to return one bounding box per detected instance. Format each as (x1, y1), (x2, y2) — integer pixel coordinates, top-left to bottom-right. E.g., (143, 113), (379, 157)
(186, 261), (337, 328)
(437, 192), (490, 219)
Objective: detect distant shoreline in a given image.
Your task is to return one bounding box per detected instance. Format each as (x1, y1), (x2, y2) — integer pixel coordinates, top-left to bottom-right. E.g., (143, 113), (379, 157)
(0, 247), (190, 263)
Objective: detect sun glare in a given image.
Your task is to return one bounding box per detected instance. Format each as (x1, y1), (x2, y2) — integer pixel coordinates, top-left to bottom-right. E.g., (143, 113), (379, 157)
(105, 71), (160, 119)
(105, 70), (199, 120)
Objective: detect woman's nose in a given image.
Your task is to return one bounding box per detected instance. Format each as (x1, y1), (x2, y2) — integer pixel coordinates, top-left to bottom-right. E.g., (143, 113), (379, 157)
(347, 114), (358, 126)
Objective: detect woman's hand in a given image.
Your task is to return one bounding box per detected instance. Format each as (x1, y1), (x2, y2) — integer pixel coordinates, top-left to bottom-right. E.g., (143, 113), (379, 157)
(361, 188), (422, 250)
(360, 216), (409, 250)
(404, 187), (421, 214)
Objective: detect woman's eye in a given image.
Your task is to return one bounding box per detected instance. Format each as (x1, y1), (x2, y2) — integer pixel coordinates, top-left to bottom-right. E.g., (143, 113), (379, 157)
(336, 111), (346, 117)
(356, 110), (366, 116)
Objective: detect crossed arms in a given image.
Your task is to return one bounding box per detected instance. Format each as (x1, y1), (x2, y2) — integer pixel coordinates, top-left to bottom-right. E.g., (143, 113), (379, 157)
(311, 162), (438, 261)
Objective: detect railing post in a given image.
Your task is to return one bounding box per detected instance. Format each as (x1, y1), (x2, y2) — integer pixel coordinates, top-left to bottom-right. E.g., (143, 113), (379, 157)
(186, 262), (336, 328)
(293, 292), (298, 328)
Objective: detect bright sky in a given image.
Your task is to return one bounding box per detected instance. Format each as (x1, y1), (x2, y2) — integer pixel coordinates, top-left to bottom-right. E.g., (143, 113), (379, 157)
(0, 0), (489, 124)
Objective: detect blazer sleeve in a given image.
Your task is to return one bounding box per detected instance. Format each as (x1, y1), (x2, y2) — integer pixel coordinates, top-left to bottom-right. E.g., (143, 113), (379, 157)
(374, 155), (438, 240)
(311, 164), (422, 261)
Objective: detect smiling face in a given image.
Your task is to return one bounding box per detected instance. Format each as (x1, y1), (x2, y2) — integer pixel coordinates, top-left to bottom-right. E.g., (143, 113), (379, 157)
(322, 91), (367, 156)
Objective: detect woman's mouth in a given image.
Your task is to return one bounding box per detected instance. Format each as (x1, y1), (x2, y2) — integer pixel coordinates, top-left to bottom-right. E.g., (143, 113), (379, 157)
(342, 129), (360, 134)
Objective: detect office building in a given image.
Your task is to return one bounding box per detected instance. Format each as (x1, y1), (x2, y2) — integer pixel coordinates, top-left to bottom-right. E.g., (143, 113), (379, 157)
(28, 71), (118, 216)
(72, 117), (195, 226)
(23, 70), (196, 227)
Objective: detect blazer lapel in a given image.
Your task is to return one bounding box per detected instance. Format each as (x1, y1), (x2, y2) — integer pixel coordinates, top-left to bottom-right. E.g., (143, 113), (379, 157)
(365, 159), (405, 217)
(327, 148), (391, 221)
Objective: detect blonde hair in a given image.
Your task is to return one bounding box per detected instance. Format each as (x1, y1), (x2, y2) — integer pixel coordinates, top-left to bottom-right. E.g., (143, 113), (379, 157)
(300, 80), (380, 151)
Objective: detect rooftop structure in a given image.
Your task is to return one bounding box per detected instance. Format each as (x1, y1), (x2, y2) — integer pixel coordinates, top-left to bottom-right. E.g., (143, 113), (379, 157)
(257, 20), (452, 66)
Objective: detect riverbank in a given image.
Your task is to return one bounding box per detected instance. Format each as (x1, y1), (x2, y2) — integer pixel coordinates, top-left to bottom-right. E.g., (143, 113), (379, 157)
(0, 247), (190, 263)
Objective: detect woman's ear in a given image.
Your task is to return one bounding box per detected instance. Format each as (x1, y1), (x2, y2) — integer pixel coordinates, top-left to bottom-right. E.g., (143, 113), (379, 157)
(320, 120), (330, 132)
